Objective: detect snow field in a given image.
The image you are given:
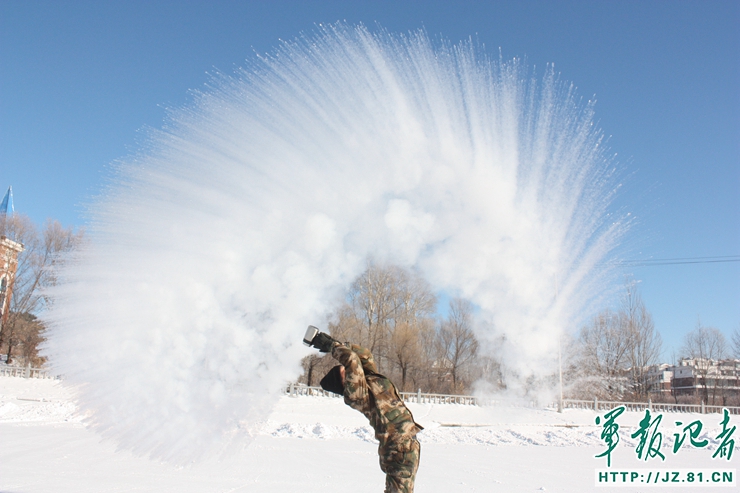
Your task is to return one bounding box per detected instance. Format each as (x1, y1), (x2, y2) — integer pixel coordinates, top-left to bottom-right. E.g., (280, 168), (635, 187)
(1, 376), (736, 492)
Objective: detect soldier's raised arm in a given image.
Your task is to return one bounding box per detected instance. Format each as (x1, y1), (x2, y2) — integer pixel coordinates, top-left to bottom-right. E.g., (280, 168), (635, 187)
(349, 343), (378, 374)
(331, 343), (371, 412)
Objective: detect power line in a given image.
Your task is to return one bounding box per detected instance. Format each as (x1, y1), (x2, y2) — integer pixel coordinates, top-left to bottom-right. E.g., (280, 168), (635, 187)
(611, 255), (740, 267)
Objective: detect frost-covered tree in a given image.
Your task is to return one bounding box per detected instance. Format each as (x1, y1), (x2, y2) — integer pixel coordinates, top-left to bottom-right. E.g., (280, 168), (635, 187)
(621, 284), (662, 398)
(438, 298), (479, 393)
(0, 214), (84, 365)
(575, 308), (630, 399)
(681, 323), (728, 405)
(327, 261), (438, 390)
(569, 282), (661, 401)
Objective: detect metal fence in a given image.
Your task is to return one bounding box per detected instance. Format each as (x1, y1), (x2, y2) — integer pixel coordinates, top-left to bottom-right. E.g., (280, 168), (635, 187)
(399, 390), (482, 406)
(4, 371), (737, 415)
(286, 384), (343, 398)
(556, 398), (740, 415)
(284, 385), (740, 415)
(0, 365), (56, 379)
(285, 385), (493, 406)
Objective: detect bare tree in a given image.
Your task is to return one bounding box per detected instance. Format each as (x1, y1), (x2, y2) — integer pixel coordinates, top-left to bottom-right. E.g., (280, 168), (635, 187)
(732, 326), (740, 359)
(621, 283), (662, 399)
(562, 331), (602, 399)
(390, 271), (436, 391)
(469, 352), (505, 392)
(414, 315), (447, 392)
(313, 262), (490, 394)
(12, 313), (45, 366)
(390, 320), (423, 391)
(331, 261), (437, 378)
(569, 282), (662, 401)
(345, 261), (403, 357)
(576, 309), (630, 399)
(681, 323), (728, 405)
(437, 298), (479, 393)
(0, 214), (84, 364)
(299, 353), (336, 387)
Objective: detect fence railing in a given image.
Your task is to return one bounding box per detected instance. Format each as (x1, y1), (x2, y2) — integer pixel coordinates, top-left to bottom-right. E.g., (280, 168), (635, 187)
(556, 398), (740, 415)
(4, 370), (737, 415)
(284, 385), (740, 415)
(0, 365), (56, 379)
(398, 390), (482, 406)
(286, 384), (343, 398)
(285, 385), (493, 406)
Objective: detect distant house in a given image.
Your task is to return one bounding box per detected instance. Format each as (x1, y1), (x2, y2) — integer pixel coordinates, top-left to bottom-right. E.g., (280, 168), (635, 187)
(1, 186), (25, 351)
(0, 235), (24, 330)
(671, 358), (740, 404)
(645, 363), (673, 396)
(671, 362), (699, 396)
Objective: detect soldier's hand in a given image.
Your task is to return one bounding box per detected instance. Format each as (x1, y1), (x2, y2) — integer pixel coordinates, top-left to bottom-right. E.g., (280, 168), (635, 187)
(311, 332), (336, 353)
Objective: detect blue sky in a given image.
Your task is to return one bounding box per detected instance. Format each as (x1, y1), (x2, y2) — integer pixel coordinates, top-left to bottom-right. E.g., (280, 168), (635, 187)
(1, 0), (738, 357)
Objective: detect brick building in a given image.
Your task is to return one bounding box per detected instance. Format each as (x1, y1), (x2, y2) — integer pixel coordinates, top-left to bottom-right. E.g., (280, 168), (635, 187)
(0, 186), (24, 334)
(0, 236), (24, 328)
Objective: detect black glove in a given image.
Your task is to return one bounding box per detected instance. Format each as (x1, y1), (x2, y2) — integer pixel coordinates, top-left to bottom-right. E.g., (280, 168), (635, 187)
(311, 332), (337, 353)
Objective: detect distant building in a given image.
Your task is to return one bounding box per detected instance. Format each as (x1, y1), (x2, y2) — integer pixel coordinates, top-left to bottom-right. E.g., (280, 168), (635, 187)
(0, 235), (24, 329)
(671, 358), (740, 403)
(0, 186), (14, 216)
(645, 363), (673, 396)
(671, 362), (699, 396)
(1, 186), (24, 333)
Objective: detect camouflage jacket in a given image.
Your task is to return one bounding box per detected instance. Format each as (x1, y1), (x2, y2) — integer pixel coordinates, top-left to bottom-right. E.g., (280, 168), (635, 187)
(331, 342), (423, 447)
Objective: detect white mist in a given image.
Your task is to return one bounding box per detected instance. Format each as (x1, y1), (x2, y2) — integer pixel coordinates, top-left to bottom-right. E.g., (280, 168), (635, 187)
(43, 24), (626, 462)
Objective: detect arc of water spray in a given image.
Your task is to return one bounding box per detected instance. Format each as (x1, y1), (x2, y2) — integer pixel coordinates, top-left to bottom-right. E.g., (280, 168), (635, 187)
(43, 24), (627, 462)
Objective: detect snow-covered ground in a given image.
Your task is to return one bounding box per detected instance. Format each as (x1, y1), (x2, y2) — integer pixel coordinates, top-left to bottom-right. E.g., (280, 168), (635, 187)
(1, 376), (736, 492)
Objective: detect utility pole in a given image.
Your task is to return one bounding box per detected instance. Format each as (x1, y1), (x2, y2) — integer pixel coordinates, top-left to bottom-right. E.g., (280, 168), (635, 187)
(555, 275), (563, 413)
(558, 338), (563, 413)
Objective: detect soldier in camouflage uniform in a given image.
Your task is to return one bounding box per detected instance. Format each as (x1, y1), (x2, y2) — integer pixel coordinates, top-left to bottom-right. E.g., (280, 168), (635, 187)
(310, 332), (422, 493)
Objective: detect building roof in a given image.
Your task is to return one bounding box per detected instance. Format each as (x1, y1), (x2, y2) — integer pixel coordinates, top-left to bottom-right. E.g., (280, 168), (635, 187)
(0, 187), (13, 216)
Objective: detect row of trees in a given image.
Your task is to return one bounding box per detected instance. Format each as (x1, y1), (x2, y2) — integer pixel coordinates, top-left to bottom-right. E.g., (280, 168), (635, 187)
(0, 214), (83, 366)
(2, 211), (736, 404)
(300, 262), (665, 397)
(568, 285), (740, 403)
(300, 262), (740, 401)
(674, 323), (739, 405)
(567, 283), (663, 401)
(301, 262), (483, 394)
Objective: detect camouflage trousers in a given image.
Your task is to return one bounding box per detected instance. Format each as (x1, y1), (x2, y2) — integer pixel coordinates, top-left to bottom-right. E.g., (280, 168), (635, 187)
(379, 437), (421, 493)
